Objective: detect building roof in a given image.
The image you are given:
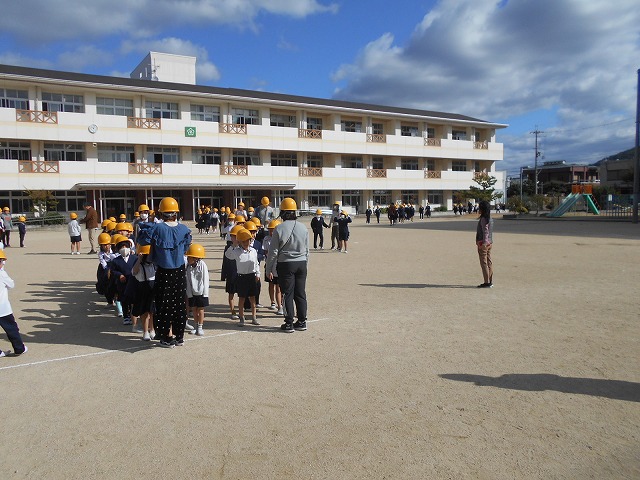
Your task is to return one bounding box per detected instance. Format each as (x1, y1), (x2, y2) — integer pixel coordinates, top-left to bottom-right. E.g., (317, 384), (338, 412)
(0, 63), (507, 128)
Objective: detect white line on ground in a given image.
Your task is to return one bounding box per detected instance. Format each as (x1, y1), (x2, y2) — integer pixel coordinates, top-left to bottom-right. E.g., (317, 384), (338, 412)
(0, 317), (330, 372)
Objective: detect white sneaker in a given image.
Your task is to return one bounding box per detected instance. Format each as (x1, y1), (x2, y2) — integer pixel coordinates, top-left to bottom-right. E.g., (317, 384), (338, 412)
(276, 307), (284, 315)
(256, 303), (264, 308)
(142, 331), (151, 341)
(149, 330), (156, 340)
(269, 303), (277, 311)
(343, 250), (348, 253)
(196, 326), (204, 336)
(132, 325), (143, 333)
(185, 321), (195, 331)
(231, 314), (239, 320)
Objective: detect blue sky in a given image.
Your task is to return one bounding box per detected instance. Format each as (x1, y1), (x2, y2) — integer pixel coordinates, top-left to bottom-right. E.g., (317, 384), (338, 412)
(1, 0), (638, 176)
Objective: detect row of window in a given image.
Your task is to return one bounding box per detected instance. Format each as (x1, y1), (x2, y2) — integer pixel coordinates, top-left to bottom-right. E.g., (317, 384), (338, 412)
(0, 142), (480, 171)
(1, 89), (477, 136)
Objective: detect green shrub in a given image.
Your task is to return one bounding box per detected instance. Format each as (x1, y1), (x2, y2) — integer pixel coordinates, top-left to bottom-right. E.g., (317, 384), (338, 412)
(43, 211), (65, 225)
(436, 205), (448, 212)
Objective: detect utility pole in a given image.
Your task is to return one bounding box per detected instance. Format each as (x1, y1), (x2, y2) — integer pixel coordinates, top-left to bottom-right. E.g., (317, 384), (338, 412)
(531, 127), (544, 195)
(633, 69), (639, 224)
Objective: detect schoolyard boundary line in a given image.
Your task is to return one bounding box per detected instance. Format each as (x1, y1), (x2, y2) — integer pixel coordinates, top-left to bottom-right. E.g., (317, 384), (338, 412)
(0, 317), (331, 372)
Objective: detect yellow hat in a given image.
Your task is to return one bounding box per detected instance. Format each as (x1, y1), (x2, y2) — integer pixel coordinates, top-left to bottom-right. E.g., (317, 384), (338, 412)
(236, 229), (252, 242)
(70, 212), (78, 219)
(186, 243), (206, 258)
(230, 224), (245, 236)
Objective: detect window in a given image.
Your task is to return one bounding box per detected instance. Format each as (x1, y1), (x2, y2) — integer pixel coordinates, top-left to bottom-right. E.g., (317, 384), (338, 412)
(96, 97), (134, 116)
(0, 141), (31, 160)
(98, 145), (135, 163)
(191, 104), (220, 122)
(232, 150), (259, 166)
(401, 125), (419, 137)
(452, 160), (467, 171)
(145, 101), (179, 119)
(146, 146), (180, 164)
(308, 190), (330, 207)
(1, 89), (29, 109)
(341, 120), (362, 133)
(232, 108), (259, 125)
(401, 190), (418, 204)
(192, 148), (221, 165)
(372, 123), (384, 135)
(307, 117), (322, 130)
(270, 113), (296, 127)
(271, 152), (297, 167)
(373, 190), (391, 206)
(343, 156), (363, 168)
(474, 161), (482, 172)
(401, 158), (419, 170)
(425, 159), (436, 170)
(427, 191), (443, 204)
(307, 154), (323, 168)
(44, 143), (85, 161)
(371, 157), (384, 169)
(426, 127), (435, 139)
(342, 190), (361, 207)
(42, 92), (84, 113)
(452, 129), (467, 140)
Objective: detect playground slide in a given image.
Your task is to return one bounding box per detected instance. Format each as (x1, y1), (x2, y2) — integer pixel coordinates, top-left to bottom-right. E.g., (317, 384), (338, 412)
(548, 193), (577, 217)
(584, 195), (600, 215)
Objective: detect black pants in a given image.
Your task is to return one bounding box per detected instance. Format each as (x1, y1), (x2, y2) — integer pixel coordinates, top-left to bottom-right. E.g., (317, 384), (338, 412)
(0, 313), (25, 354)
(154, 265), (187, 342)
(313, 231), (324, 248)
(276, 261), (307, 325)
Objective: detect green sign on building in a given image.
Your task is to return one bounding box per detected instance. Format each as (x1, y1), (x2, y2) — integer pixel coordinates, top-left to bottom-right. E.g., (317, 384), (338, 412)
(185, 126), (197, 137)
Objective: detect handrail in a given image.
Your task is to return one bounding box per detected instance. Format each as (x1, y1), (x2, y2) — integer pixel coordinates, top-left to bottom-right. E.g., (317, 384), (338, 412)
(18, 160), (60, 173)
(298, 128), (322, 139)
(366, 133), (386, 143)
(220, 165), (249, 175)
(299, 166), (323, 177)
(128, 163), (162, 174)
(219, 123), (247, 134)
(127, 117), (161, 129)
(16, 109), (58, 124)
(367, 168), (387, 178)
(424, 138), (441, 147)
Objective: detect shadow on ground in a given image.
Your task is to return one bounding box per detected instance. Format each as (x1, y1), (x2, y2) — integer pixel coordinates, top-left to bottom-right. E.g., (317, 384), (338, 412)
(359, 283), (475, 289)
(440, 373), (640, 402)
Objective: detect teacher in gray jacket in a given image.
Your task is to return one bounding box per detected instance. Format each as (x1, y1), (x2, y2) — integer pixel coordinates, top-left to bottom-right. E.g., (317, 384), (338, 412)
(265, 197), (309, 333)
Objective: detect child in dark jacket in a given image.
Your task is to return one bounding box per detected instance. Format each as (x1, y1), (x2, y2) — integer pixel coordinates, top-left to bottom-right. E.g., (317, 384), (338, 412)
(310, 209), (330, 249)
(109, 237), (139, 327)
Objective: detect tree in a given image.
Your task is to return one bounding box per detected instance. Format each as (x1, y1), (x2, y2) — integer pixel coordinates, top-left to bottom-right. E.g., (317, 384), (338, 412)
(24, 189), (58, 216)
(469, 173), (504, 202)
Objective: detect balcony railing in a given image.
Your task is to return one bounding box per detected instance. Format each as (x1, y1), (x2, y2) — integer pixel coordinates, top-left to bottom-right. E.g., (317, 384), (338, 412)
(219, 123), (247, 134)
(299, 166), (323, 177)
(424, 170), (441, 179)
(367, 168), (387, 178)
(18, 160), (60, 173)
(129, 163), (162, 174)
(366, 133), (386, 143)
(424, 137), (441, 147)
(298, 128), (322, 139)
(127, 117), (161, 129)
(16, 109), (58, 124)
(220, 165), (248, 176)
(474, 141), (489, 149)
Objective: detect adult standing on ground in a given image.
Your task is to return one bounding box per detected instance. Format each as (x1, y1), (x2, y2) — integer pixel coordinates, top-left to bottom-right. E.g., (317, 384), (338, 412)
(1, 207), (13, 247)
(254, 196), (274, 226)
(79, 202), (99, 254)
(329, 201), (340, 250)
(137, 197), (192, 347)
(476, 200), (494, 288)
(265, 197), (309, 333)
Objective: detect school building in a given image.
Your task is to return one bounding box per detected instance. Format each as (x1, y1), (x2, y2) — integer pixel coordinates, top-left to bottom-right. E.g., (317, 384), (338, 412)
(0, 52), (507, 220)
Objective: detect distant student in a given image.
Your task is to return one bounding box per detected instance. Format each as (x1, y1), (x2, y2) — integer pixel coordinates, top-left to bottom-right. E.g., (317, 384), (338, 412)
(131, 244), (156, 341)
(0, 250), (27, 357)
(334, 210), (352, 253)
(110, 237), (139, 326)
(68, 212), (82, 255)
(262, 219), (283, 315)
(310, 209), (330, 249)
(185, 243), (209, 336)
(16, 216), (26, 248)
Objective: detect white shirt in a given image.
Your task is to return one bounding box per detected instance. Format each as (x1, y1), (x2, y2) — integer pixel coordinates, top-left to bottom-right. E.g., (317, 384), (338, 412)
(225, 246), (260, 277)
(186, 259), (210, 297)
(0, 267), (15, 316)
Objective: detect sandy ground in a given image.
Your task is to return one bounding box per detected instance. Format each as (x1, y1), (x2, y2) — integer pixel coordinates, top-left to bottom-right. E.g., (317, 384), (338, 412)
(0, 215), (638, 479)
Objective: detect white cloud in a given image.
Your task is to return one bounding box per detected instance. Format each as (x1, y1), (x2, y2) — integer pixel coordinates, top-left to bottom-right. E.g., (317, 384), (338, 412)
(332, 0), (640, 171)
(57, 46), (115, 72)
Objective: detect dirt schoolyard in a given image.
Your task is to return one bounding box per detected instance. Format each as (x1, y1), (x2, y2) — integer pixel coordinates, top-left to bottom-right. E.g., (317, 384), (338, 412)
(0, 216), (638, 479)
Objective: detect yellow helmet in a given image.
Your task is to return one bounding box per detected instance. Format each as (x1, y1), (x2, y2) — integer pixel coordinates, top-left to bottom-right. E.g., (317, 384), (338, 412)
(98, 233), (111, 245)
(248, 206), (255, 212)
(0, 250), (6, 260)
(235, 215), (246, 224)
(230, 224), (245, 236)
(315, 209), (323, 215)
(213, 208), (218, 212)
(197, 209), (202, 215)
(244, 221), (257, 232)
(111, 234), (125, 245)
(227, 213), (236, 221)
(108, 217), (116, 223)
(225, 207), (231, 214)
(115, 222), (128, 232)
(106, 221), (117, 232)
(186, 243), (206, 258)
(119, 214), (126, 220)
(18, 216), (26, 222)
(280, 197), (297, 211)
(101, 219), (111, 228)
(124, 222), (134, 232)
(134, 212), (140, 218)
(136, 244), (151, 255)
(2, 207), (9, 212)
(341, 210), (348, 216)
(236, 229), (252, 242)
(138, 204), (150, 212)
(70, 212), (78, 219)
(249, 217), (261, 227)
(333, 200), (340, 205)
(238, 201), (245, 207)
(158, 197), (179, 213)
(268, 219), (281, 229)
(261, 196), (270, 206)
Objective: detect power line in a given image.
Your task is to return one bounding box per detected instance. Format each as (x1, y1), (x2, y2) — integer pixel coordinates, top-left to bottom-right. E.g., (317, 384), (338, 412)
(545, 117), (633, 135)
